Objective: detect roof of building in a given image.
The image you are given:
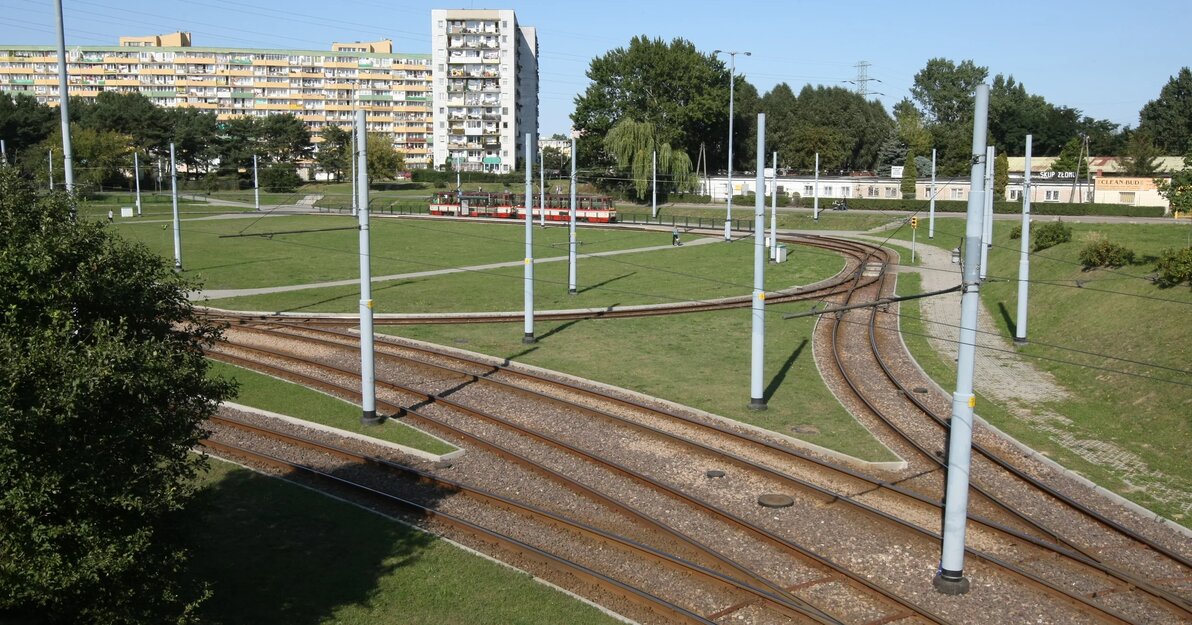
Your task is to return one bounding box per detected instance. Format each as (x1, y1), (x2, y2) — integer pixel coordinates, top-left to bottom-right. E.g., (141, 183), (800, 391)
(1006, 156), (1185, 174)
(0, 43), (429, 60)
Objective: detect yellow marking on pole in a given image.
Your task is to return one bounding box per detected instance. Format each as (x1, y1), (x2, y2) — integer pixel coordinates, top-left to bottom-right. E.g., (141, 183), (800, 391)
(525, 257), (532, 264)
(366, 300), (374, 309)
(759, 292), (766, 301)
(968, 396), (976, 408)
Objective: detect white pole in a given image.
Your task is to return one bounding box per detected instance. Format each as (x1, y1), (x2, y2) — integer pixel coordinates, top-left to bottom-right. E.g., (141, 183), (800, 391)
(1015, 135), (1033, 345)
(355, 110), (379, 425)
(724, 54), (737, 241)
(539, 148), (545, 227)
(169, 143), (181, 271)
(568, 137), (578, 294)
(980, 146), (994, 279)
(812, 152), (820, 220)
(749, 113), (767, 410)
(769, 151), (777, 261)
(523, 134), (536, 343)
(0, 139), (6, 164)
(253, 154), (260, 212)
(49, 149), (54, 191)
(929, 148), (937, 239)
(134, 152), (142, 216)
(934, 83), (990, 596)
(53, 0), (74, 196)
(350, 126), (357, 216)
(651, 149), (657, 219)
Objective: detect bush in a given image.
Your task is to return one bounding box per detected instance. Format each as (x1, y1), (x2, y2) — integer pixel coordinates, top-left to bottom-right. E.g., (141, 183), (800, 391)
(1153, 247), (1192, 287)
(258, 163), (301, 193)
(1009, 224), (1022, 240)
(740, 194), (790, 208)
(1078, 238), (1136, 268)
(836, 197), (1165, 218)
(1032, 220), (1072, 251)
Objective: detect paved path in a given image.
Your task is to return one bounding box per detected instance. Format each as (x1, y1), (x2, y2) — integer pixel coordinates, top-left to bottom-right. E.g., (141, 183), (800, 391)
(193, 236), (718, 301)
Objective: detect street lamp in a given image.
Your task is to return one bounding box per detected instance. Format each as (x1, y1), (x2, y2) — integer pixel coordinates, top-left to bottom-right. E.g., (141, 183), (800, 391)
(714, 49), (750, 241)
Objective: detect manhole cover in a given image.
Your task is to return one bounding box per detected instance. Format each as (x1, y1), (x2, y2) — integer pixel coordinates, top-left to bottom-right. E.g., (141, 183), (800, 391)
(758, 494), (794, 508)
(792, 425), (820, 434)
(706, 469), (726, 479)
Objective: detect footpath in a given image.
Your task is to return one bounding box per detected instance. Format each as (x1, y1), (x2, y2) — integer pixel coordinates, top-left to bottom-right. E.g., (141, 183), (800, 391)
(879, 236), (1190, 517)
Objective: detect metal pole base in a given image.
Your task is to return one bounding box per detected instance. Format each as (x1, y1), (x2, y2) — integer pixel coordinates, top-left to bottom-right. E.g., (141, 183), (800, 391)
(932, 570), (970, 595)
(568, 289), (577, 295)
(360, 410), (383, 426)
(522, 333), (537, 344)
(748, 398), (768, 411)
(1013, 337), (1028, 346)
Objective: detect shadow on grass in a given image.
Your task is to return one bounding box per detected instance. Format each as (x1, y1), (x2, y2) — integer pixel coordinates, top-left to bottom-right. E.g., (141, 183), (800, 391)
(184, 465), (438, 625)
(765, 339), (807, 402)
(277, 280), (415, 313)
(996, 302), (1017, 336)
(536, 318), (586, 342)
(577, 272), (636, 295)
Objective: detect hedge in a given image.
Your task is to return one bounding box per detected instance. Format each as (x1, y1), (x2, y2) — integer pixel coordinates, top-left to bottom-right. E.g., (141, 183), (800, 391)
(837, 197), (1165, 217)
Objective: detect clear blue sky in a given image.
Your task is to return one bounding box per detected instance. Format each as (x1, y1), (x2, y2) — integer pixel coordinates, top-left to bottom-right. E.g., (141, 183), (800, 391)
(4, 0), (1188, 137)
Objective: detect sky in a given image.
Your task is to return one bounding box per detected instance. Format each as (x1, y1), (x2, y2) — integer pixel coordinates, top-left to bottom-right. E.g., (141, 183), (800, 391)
(3, 0), (1188, 137)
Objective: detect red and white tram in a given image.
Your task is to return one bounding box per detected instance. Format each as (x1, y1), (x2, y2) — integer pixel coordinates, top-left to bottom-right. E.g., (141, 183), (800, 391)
(429, 191), (617, 223)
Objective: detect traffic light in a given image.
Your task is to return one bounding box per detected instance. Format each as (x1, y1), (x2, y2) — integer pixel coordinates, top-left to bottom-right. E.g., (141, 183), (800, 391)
(911, 216), (919, 229)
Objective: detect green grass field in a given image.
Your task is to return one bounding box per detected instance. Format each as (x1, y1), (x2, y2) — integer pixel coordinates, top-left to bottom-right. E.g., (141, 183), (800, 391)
(891, 220), (1192, 522)
(186, 460), (622, 625)
(207, 360), (455, 455)
(617, 204), (906, 232)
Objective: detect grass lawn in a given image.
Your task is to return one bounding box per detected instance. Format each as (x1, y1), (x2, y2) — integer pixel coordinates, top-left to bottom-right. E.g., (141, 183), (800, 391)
(617, 204), (906, 232)
(892, 221), (1192, 522)
(205, 232), (847, 314)
(112, 217), (668, 291)
(186, 459), (622, 625)
(383, 302), (899, 463)
(207, 360), (455, 456)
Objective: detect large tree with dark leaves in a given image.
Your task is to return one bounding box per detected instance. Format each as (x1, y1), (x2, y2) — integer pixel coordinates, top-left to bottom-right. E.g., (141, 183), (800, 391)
(0, 168), (233, 624)
(1139, 68), (1192, 155)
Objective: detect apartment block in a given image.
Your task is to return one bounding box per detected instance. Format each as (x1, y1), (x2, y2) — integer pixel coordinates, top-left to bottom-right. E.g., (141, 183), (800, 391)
(431, 9), (538, 173)
(0, 35), (434, 168)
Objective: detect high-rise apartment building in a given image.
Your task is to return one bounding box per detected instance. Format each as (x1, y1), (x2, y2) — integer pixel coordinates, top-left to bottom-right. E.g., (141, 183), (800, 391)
(430, 9), (537, 173)
(0, 35), (434, 167)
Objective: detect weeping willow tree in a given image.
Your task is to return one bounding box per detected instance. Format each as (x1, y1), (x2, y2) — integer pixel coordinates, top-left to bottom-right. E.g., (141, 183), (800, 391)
(604, 119), (697, 200)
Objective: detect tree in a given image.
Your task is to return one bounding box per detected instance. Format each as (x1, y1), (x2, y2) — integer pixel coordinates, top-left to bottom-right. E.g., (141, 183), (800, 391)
(316, 124), (352, 182)
(1139, 68), (1192, 154)
(994, 152), (1009, 200)
(166, 107), (220, 176)
(901, 150), (918, 199)
(571, 36), (733, 170)
(74, 91), (170, 154)
(365, 133), (403, 180)
(541, 145), (568, 177)
(1118, 130), (1163, 176)
(604, 118), (696, 200)
(258, 114), (313, 163)
(258, 161), (302, 192)
(874, 134), (908, 177)
(1051, 138), (1085, 175)
(0, 93), (56, 159)
(893, 98), (932, 157)
(1157, 153), (1192, 216)
(21, 124), (133, 194)
(0, 167), (233, 623)
(911, 58), (988, 126)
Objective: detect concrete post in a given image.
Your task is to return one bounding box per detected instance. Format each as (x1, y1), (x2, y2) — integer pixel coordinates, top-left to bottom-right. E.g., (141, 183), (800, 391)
(750, 114), (767, 411)
(253, 154), (260, 212)
(813, 152), (820, 220)
(134, 152), (142, 216)
(1016, 135), (1032, 344)
(929, 148), (937, 239)
(523, 134), (536, 343)
(355, 110), (380, 426)
(568, 137), (577, 294)
(980, 146), (994, 279)
(934, 83), (990, 596)
(769, 151), (777, 261)
(54, 0), (74, 195)
(169, 143), (181, 271)
(651, 149), (657, 219)
(539, 148), (545, 227)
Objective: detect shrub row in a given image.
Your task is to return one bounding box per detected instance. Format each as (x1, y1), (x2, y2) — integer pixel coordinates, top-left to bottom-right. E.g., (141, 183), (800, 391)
(835, 197), (1165, 218)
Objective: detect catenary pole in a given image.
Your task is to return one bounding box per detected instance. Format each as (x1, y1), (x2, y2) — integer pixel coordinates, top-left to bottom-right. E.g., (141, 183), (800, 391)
(169, 142), (181, 271)
(1016, 135), (1033, 344)
(934, 82), (990, 596)
(523, 134), (536, 343)
(350, 127), (357, 216)
(568, 137), (578, 294)
(539, 148), (545, 227)
(750, 114), (767, 410)
(929, 148), (937, 239)
(0, 139), (6, 164)
(53, 0), (74, 197)
(134, 151), (142, 216)
(355, 110), (379, 426)
(980, 145), (994, 279)
(253, 154), (260, 212)
(651, 149), (657, 219)
(813, 152), (820, 220)
(48, 150), (54, 191)
(769, 151), (777, 261)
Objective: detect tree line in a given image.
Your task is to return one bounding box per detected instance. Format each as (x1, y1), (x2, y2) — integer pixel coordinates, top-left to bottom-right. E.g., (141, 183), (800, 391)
(570, 37), (1191, 199)
(0, 91), (403, 194)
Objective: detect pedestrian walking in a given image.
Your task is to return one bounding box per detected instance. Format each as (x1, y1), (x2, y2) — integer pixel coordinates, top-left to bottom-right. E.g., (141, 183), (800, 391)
(107, 209), (113, 223)
(672, 226), (680, 246)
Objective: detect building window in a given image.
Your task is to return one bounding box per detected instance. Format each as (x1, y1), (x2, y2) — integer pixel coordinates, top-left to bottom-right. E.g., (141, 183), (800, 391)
(841, 187), (851, 198)
(1119, 192), (1135, 204)
(867, 185), (878, 197)
(950, 188), (964, 199)
(823, 186), (833, 196)
(803, 185), (813, 196)
(885, 187), (897, 198)
(1045, 190), (1060, 201)
(1009, 189), (1021, 200)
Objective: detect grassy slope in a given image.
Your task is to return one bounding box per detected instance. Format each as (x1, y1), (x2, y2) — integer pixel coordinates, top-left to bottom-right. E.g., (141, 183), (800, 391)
(186, 460), (621, 625)
(891, 220), (1191, 522)
(207, 360), (454, 455)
